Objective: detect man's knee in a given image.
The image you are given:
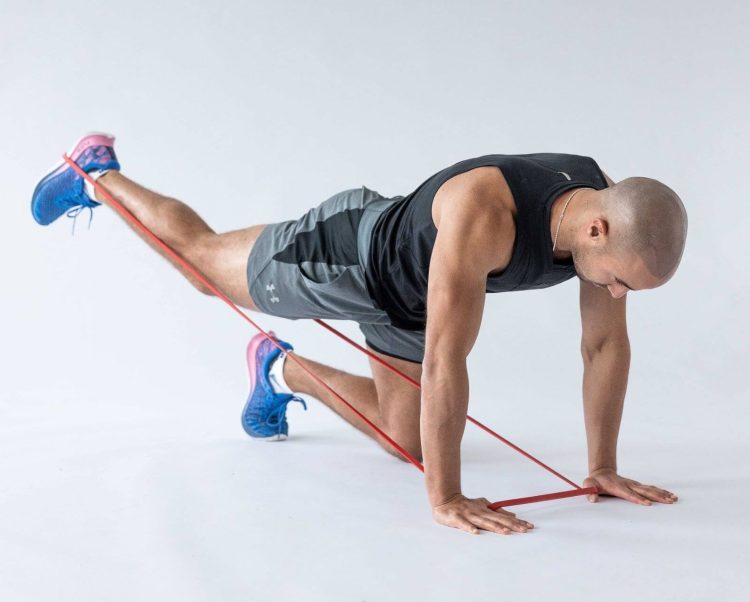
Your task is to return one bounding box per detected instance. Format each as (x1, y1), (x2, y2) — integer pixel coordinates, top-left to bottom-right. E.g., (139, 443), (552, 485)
(183, 234), (221, 295)
(190, 277), (215, 296)
(376, 391), (422, 464)
(385, 444), (423, 464)
(380, 422), (422, 464)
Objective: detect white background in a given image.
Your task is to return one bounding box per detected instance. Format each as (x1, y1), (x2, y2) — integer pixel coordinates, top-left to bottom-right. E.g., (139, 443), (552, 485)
(1, 1), (748, 600)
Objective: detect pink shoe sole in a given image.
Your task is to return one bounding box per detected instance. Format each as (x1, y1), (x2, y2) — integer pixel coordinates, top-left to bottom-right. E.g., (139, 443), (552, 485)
(40, 131), (117, 179)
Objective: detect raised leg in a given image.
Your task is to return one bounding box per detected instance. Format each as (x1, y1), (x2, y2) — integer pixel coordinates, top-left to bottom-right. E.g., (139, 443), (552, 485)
(94, 171), (265, 309)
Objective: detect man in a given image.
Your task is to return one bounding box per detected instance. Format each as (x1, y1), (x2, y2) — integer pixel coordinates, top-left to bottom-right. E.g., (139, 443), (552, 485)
(32, 132), (686, 535)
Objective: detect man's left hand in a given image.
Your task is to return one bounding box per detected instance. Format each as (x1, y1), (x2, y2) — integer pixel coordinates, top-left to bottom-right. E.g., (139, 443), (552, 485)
(582, 468), (678, 505)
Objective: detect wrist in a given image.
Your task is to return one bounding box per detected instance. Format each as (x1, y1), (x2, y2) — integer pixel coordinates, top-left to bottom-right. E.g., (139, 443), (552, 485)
(589, 465), (617, 476)
(430, 490), (464, 509)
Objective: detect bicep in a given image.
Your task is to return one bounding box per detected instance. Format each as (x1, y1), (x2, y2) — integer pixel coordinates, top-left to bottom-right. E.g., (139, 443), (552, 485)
(423, 204), (500, 366)
(424, 251), (486, 366)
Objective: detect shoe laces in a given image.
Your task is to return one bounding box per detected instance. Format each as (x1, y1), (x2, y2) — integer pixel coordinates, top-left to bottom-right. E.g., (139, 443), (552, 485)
(265, 394), (308, 435)
(66, 205), (95, 236)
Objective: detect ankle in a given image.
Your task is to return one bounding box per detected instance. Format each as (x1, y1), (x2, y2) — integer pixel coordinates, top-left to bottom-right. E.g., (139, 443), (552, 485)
(267, 350), (296, 395)
(97, 170), (117, 184)
(84, 169), (117, 202)
(282, 354), (307, 395)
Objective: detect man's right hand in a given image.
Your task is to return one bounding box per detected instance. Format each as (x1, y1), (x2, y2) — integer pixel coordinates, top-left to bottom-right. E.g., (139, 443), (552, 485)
(432, 493), (535, 535)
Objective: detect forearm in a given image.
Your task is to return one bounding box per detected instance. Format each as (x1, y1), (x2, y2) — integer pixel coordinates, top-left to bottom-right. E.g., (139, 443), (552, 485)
(582, 338), (631, 473)
(420, 359), (469, 507)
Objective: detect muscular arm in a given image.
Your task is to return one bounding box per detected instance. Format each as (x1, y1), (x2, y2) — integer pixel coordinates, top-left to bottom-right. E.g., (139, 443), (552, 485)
(579, 271), (675, 505)
(421, 192), (533, 534)
(579, 280), (630, 473)
(421, 204), (491, 506)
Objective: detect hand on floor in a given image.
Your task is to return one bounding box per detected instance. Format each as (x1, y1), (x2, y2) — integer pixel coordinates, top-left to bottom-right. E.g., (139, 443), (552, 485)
(583, 468), (678, 505)
(432, 493), (534, 535)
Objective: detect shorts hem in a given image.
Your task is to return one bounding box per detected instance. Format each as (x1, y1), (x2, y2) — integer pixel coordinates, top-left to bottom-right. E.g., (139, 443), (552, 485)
(364, 338), (423, 365)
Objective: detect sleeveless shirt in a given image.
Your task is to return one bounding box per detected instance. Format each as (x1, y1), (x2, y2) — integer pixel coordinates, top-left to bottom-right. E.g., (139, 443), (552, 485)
(364, 153), (609, 331)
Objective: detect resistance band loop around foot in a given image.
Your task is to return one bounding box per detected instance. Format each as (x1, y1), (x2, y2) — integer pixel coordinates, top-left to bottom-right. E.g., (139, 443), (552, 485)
(64, 154), (597, 509)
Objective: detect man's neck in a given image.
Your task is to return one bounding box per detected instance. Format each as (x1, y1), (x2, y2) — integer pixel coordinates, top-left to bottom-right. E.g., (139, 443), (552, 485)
(549, 187), (595, 260)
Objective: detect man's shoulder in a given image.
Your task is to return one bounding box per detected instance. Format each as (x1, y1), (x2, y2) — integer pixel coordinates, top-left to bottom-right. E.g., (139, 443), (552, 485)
(433, 165), (516, 229)
(430, 168), (516, 276)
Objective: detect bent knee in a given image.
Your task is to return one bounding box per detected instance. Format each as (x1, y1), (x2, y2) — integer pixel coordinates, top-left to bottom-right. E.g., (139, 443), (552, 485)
(182, 234), (223, 296)
(383, 440), (422, 464)
(379, 411), (421, 464)
(187, 274), (215, 296)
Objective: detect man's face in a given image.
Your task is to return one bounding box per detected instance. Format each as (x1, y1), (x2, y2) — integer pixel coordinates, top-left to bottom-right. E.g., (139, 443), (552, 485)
(571, 246), (661, 298)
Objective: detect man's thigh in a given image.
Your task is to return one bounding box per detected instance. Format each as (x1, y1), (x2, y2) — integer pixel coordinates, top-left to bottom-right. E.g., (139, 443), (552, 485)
(366, 344), (423, 460)
(201, 224), (268, 310)
(359, 322), (425, 458)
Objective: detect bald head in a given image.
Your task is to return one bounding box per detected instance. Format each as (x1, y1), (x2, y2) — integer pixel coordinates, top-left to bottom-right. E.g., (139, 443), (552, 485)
(598, 177), (688, 280)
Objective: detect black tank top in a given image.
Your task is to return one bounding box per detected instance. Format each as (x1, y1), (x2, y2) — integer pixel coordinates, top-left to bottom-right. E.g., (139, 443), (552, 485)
(364, 153), (609, 331)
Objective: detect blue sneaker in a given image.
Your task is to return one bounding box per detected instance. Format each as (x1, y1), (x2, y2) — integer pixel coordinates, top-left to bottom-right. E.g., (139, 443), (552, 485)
(242, 331), (307, 441)
(31, 132), (120, 231)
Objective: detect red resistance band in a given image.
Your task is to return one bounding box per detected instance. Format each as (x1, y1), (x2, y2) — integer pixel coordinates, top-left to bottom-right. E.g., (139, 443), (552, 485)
(64, 155), (597, 510)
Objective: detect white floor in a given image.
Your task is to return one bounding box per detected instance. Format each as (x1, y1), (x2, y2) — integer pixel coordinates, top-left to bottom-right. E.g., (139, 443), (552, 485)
(1, 370), (747, 601)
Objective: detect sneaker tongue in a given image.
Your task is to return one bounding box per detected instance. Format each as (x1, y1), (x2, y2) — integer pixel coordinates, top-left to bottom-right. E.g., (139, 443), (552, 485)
(82, 169), (108, 202)
(268, 373), (285, 393)
(268, 352), (294, 395)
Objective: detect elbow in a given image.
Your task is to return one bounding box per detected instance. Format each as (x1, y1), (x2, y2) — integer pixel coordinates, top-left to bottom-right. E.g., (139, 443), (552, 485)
(580, 335), (630, 363)
(420, 352), (469, 404)
(421, 351), (467, 387)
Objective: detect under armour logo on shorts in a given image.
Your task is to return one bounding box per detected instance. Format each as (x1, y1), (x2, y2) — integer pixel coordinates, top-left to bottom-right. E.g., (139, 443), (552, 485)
(266, 283), (280, 303)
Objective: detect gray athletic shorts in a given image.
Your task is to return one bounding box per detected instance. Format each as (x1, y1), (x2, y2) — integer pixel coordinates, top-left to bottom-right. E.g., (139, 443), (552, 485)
(246, 185), (426, 364)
